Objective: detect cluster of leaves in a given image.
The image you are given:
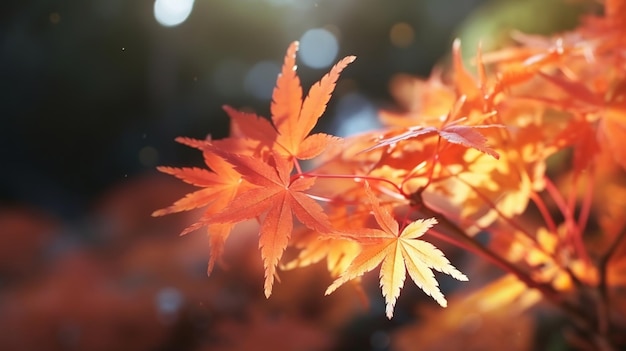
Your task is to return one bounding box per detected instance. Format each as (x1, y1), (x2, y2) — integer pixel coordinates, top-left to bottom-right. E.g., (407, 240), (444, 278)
(155, 1), (626, 348)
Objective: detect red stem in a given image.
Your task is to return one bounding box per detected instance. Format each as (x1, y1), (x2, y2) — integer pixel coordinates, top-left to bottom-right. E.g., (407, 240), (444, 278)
(576, 170), (594, 267)
(530, 191), (558, 234)
(297, 172), (407, 198)
(544, 176), (589, 264)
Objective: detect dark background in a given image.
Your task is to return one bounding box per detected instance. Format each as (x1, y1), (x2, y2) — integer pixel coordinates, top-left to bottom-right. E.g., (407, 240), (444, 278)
(1, 0), (491, 218)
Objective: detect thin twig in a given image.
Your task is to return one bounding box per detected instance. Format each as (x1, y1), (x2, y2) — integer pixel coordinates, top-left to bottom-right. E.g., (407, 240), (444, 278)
(597, 225), (626, 338)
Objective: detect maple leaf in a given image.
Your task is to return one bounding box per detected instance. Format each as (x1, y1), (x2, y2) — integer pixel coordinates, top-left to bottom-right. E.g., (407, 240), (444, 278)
(364, 121), (502, 159)
(600, 105), (626, 171)
(271, 41), (354, 160)
(223, 105), (277, 150)
(553, 118), (601, 176)
(206, 152), (333, 298)
(282, 205), (369, 278)
(325, 186), (468, 319)
(452, 39), (483, 103)
(151, 167), (232, 216)
(152, 145), (245, 274)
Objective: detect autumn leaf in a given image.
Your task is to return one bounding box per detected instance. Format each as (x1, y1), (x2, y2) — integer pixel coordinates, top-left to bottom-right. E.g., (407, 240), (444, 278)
(206, 152), (334, 297)
(219, 41), (353, 161)
(283, 205), (369, 278)
(325, 186), (468, 319)
(452, 39), (483, 102)
(174, 136), (257, 171)
(600, 105), (626, 171)
(271, 41), (355, 160)
(553, 118), (601, 176)
(223, 105), (277, 150)
(363, 122), (502, 159)
(439, 124), (502, 158)
(152, 145), (245, 274)
(271, 41), (302, 142)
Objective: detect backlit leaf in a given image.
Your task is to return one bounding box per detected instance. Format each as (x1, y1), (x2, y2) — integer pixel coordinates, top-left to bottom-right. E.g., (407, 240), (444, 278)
(207, 153), (333, 297)
(325, 186), (467, 318)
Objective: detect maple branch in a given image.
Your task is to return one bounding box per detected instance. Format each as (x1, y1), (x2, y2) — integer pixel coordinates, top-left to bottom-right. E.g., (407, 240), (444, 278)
(416, 200), (557, 298)
(597, 225), (626, 340)
(417, 200), (603, 342)
(576, 175), (593, 237)
(406, 135), (442, 191)
(576, 170), (595, 265)
(453, 175), (539, 245)
(528, 190), (587, 290)
(544, 176), (591, 267)
(432, 168), (583, 287)
(530, 191), (558, 234)
(566, 175), (593, 268)
(453, 174), (585, 291)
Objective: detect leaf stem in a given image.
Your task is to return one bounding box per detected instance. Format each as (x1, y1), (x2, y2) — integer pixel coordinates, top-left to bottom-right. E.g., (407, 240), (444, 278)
(454, 175), (539, 245)
(530, 191), (558, 234)
(576, 170), (595, 267)
(544, 176), (591, 266)
(297, 172), (406, 197)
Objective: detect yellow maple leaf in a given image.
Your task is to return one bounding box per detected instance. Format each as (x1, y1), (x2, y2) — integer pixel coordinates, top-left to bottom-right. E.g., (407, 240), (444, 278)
(325, 185), (468, 319)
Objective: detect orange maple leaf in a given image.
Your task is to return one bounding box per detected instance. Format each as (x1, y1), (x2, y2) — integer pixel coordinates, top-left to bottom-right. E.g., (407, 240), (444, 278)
(206, 152), (334, 297)
(222, 105), (277, 152)
(219, 41), (354, 161)
(325, 186), (468, 319)
(152, 140), (245, 274)
(364, 121), (502, 159)
(282, 205), (370, 278)
(261, 41), (355, 160)
(154, 42), (355, 290)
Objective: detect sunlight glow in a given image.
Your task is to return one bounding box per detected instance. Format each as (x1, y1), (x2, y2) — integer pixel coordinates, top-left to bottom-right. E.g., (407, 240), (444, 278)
(154, 0), (194, 27)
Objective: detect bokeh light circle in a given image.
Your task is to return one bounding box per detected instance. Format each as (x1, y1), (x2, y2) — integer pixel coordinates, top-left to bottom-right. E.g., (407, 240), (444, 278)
(244, 61), (281, 100)
(154, 0), (194, 27)
(299, 28), (339, 69)
(390, 22), (415, 48)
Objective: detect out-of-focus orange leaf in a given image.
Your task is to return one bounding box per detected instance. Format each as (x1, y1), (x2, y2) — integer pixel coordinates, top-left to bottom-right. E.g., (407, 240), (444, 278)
(223, 105), (276, 149)
(208, 308), (334, 351)
(393, 274), (537, 351)
(600, 104), (626, 171)
(0, 207), (57, 278)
